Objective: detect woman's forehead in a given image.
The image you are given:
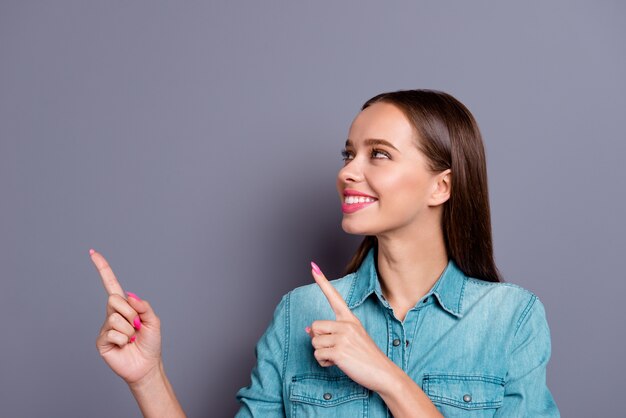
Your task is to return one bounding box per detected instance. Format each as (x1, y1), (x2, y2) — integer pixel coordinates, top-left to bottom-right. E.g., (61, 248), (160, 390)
(348, 102), (417, 148)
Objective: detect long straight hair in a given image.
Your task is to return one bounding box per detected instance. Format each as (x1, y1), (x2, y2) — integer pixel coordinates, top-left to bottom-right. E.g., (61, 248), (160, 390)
(343, 89), (503, 283)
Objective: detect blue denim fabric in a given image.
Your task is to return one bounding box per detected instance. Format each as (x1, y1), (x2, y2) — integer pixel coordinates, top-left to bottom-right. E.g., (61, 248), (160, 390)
(235, 248), (560, 417)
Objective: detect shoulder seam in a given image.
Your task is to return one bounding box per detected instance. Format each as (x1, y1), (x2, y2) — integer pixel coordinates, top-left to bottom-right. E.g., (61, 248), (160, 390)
(465, 278), (538, 297)
(282, 291), (291, 379)
(514, 294), (538, 337)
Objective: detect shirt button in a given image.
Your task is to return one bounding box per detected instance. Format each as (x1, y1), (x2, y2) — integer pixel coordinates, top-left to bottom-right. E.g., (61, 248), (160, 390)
(463, 394), (472, 403)
(323, 393), (332, 401)
(392, 339), (401, 347)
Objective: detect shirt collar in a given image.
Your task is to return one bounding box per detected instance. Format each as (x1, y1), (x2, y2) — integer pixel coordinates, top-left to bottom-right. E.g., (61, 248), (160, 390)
(346, 246), (467, 318)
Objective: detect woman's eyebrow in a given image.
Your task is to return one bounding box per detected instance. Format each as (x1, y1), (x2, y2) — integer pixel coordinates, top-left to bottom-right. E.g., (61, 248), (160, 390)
(345, 138), (399, 151)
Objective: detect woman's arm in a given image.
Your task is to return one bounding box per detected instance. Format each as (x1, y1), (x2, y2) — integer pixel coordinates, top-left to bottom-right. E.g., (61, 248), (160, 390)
(376, 362), (443, 417)
(235, 294), (289, 417)
(129, 362), (186, 418)
(493, 296), (560, 417)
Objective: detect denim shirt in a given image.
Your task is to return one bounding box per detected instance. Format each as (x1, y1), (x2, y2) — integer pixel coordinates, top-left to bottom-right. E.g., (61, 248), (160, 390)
(235, 248), (559, 417)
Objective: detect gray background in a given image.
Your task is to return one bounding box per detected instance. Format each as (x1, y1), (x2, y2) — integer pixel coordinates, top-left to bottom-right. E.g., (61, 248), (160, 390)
(1, 1), (624, 417)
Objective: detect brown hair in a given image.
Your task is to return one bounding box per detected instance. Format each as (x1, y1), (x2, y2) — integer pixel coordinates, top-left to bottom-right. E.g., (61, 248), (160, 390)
(343, 89), (503, 283)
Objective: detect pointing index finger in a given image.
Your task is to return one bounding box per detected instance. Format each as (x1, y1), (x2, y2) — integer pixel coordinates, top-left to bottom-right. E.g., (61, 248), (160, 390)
(310, 261), (353, 320)
(90, 249), (125, 297)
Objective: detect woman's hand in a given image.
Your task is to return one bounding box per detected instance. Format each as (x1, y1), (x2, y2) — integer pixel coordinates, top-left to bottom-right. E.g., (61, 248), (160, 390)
(306, 262), (398, 394)
(306, 262), (443, 417)
(91, 249), (162, 385)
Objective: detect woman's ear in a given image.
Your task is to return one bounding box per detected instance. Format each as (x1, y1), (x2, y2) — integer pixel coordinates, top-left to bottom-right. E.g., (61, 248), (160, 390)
(429, 169), (452, 206)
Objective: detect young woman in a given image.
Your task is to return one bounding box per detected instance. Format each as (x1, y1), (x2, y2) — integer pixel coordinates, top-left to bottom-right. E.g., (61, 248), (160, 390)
(91, 89), (560, 417)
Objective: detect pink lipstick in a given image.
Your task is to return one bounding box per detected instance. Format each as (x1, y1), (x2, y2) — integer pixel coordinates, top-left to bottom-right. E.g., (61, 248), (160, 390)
(341, 189), (378, 214)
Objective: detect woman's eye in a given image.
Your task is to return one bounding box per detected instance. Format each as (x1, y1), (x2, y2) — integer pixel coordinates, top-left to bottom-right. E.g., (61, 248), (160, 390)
(340, 149), (353, 161)
(371, 149), (390, 159)
(341, 148), (390, 162)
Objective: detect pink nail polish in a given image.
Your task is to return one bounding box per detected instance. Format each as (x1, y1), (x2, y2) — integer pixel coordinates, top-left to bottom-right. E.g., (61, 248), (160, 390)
(89, 249), (95, 255)
(305, 326), (311, 333)
(310, 261), (321, 275)
(130, 335), (136, 343)
(133, 316), (142, 330)
(127, 292), (141, 301)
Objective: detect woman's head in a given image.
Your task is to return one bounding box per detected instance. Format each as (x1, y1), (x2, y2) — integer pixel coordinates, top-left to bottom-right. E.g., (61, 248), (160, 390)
(342, 89), (502, 283)
(337, 101), (452, 238)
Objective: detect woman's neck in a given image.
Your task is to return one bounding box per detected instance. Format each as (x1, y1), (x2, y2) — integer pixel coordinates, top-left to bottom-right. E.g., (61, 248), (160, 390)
(375, 225), (448, 321)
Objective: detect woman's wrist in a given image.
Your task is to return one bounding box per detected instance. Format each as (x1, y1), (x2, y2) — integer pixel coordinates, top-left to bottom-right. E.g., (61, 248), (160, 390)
(375, 357), (407, 397)
(376, 359), (443, 418)
(127, 361), (166, 393)
(128, 361), (186, 418)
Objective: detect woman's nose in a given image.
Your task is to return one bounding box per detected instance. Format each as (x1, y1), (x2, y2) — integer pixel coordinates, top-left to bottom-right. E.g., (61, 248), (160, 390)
(338, 160), (364, 183)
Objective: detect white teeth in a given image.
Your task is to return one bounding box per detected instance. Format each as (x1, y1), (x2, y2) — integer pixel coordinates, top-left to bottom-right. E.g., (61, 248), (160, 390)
(345, 195), (376, 204)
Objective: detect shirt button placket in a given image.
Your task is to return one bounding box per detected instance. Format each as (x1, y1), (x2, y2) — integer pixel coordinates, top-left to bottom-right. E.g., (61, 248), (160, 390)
(386, 307), (406, 372)
(390, 324), (406, 370)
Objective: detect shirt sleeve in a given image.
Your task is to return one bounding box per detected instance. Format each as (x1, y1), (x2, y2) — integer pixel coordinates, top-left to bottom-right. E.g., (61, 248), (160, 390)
(235, 292), (289, 417)
(495, 295), (560, 417)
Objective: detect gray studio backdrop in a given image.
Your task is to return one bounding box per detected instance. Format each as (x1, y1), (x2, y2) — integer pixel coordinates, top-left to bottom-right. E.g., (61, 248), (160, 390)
(1, 1), (624, 417)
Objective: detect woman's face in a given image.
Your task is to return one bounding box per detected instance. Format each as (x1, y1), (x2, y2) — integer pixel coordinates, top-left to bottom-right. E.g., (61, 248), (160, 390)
(336, 101), (450, 237)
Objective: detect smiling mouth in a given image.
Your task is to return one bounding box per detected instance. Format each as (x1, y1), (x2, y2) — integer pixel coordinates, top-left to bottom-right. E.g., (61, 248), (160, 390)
(341, 196), (378, 214)
(344, 195), (377, 204)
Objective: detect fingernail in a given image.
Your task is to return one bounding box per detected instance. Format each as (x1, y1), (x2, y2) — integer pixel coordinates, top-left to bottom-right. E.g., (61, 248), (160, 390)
(127, 292), (141, 301)
(133, 316), (142, 330)
(310, 261), (321, 275)
(130, 335), (136, 343)
(305, 326), (311, 334)
(89, 249), (95, 255)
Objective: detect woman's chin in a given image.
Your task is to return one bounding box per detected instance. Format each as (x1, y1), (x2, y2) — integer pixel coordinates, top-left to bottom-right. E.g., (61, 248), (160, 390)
(341, 219), (374, 236)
